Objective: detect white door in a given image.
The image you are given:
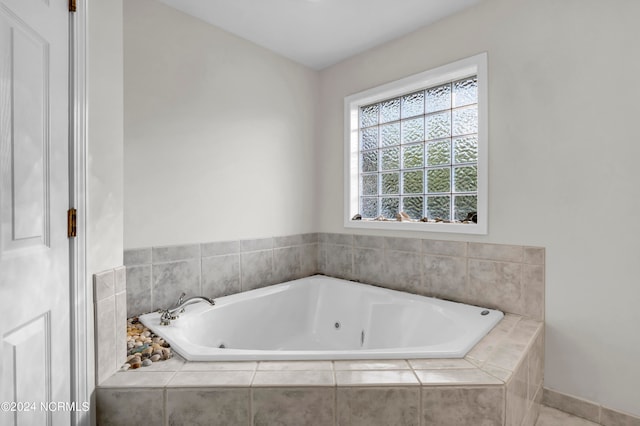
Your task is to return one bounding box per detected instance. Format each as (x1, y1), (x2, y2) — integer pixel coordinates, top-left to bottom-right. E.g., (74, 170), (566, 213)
(0, 0), (70, 424)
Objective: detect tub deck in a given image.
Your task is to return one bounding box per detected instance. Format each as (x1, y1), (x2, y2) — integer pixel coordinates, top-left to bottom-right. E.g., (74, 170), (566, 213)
(97, 313), (543, 426)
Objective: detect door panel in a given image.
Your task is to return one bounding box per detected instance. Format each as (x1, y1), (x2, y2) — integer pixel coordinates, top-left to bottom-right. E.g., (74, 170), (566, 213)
(3, 313), (50, 425)
(1, 6), (48, 250)
(0, 0), (70, 424)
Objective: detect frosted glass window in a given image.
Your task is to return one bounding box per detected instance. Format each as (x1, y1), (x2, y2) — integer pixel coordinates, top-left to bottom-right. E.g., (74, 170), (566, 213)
(346, 53), (487, 233)
(356, 75), (479, 221)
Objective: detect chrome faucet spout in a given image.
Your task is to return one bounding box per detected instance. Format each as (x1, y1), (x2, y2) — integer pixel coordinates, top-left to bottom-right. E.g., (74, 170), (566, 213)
(159, 295), (215, 325)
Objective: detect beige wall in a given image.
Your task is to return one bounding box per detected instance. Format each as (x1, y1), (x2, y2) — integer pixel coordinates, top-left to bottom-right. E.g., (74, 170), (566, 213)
(123, 0), (319, 249)
(87, 0), (124, 275)
(86, 0), (124, 422)
(318, 0), (640, 416)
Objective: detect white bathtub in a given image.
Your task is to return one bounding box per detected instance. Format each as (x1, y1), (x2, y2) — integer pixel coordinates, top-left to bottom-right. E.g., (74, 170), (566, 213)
(139, 275), (503, 361)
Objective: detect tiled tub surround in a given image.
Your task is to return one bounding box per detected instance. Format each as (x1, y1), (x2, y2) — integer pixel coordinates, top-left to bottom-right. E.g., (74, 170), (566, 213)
(97, 314), (543, 426)
(114, 234), (545, 424)
(124, 234), (318, 317)
(124, 233), (544, 322)
(94, 267), (128, 384)
(318, 233), (545, 322)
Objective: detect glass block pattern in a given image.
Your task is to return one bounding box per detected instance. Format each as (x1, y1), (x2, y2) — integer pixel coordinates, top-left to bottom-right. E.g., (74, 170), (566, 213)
(358, 76), (478, 221)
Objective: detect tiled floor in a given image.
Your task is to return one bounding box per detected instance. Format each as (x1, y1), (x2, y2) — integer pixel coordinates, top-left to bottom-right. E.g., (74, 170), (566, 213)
(536, 406), (600, 426)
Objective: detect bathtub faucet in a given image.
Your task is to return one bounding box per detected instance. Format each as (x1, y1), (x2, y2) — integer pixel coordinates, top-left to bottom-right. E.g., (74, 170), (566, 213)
(159, 293), (215, 325)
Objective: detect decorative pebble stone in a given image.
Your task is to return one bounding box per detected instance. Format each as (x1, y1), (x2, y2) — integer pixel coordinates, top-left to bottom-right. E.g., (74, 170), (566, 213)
(125, 316), (172, 370)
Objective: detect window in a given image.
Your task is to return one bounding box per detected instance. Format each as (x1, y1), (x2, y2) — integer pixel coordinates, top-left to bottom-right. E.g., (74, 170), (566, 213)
(344, 53), (487, 234)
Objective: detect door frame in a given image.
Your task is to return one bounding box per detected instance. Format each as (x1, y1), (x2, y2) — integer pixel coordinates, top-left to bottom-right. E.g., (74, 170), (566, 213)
(69, 1), (89, 424)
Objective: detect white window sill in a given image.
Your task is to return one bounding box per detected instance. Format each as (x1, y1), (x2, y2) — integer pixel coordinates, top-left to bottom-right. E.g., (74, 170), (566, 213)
(344, 219), (487, 235)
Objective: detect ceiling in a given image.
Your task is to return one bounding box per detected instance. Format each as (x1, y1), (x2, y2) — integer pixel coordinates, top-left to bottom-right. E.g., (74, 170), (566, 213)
(155, 0), (482, 70)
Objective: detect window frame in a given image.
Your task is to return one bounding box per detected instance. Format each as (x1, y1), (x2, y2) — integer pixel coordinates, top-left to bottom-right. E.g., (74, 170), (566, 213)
(343, 53), (488, 234)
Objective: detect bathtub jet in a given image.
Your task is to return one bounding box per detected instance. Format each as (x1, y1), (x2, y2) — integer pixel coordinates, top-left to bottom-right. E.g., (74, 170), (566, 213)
(139, 275), (503, 361)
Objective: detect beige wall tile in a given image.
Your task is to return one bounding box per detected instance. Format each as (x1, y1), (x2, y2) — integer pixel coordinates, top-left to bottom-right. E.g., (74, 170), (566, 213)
(335, 360), (410, 370)
(124, 248), (151, 266)
(409, 359), (475, 370)
(95, 297), (116, 385)
(601, 406), (640, 426)
(353, 234), (385, 249)
(487, 342), (527, 372)
(99, 371), (175, 388)
(167, 371), (254, 387)
(384, 236), (421, 253)
(152, 244), (200, 262)
(422, 386), (504, 426)
(94, 269), (115, 302)
(353, 247), (385, 285)
(201, 254), (240, 299)
(543, 388), (601, 424)
(272, 246), (303, 283)
(422, 239), (467, 257)
(335, 370), (419, 386)
(506, 360), (528, 426)
(414, 369), (503, 386)
(115, 292), (127, 369)
(151, 259), (201, 311)
(321, 243), (353, 280)
(321, 233), (353, 246)
(300, 243), (318, 277)
(523, 264), (545, 321)
(423, 255), (467, 302)
(528, 329), (544, 401)
(383, 250), (423, 294)
(252, 387), (335, 426)
(481, 364), (513, 382)
(180, 361), (257, 371)
(273, 234), (307, 248)
(240, 237), (273, 252)
(97, 388), (164, 425)
(258, 361), (333, 371)
(523, 247), (545, 265)
(469, 242), (524, 263)
(125, 264), (152, 316)
(200, 240), (240, 257)
(337, 387), (419, 426)
(240, 250), (274, 291)
(115, 266), (126, 293)
(252, 370), (334, 387)
(536, 406), (600, 426)
(468, 259), (523, 314)
(167, 388), (249, 426)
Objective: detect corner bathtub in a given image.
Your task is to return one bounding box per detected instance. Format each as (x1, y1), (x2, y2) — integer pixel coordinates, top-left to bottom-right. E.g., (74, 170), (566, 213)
(139, 275), (503, 361)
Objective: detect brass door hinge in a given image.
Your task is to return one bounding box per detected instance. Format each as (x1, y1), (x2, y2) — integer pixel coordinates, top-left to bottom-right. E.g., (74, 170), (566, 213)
(67, 208), (77, 238)
(69, 0), (76, 12)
